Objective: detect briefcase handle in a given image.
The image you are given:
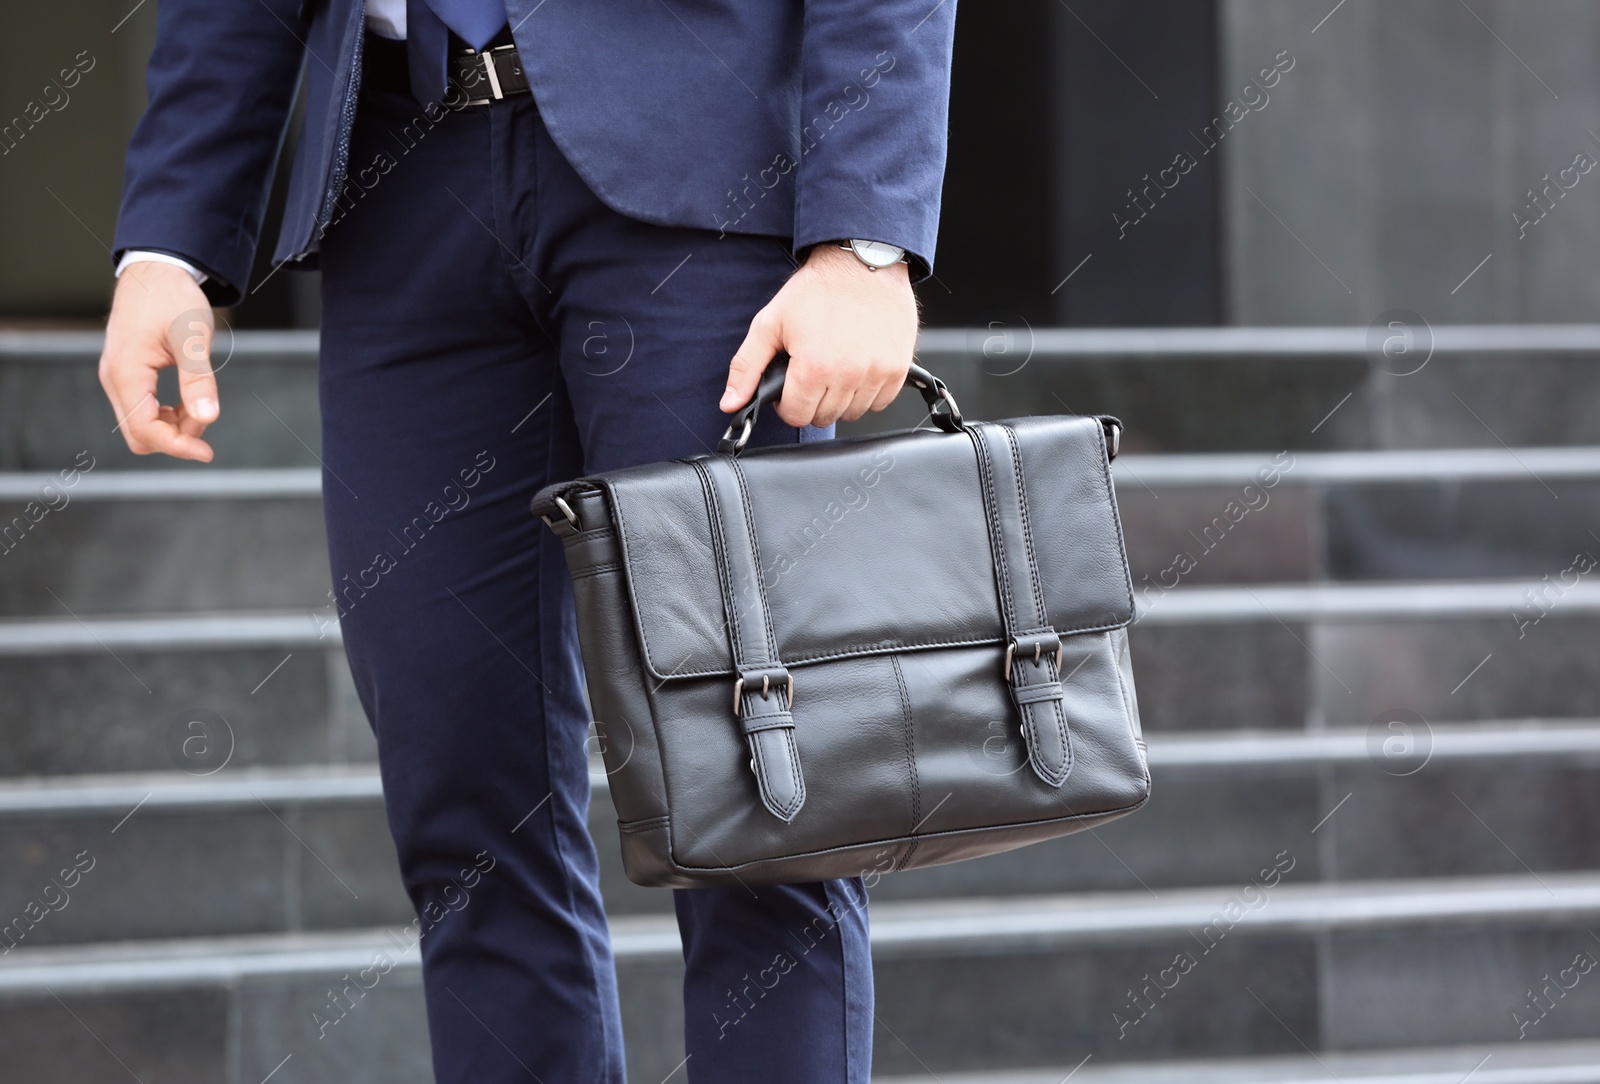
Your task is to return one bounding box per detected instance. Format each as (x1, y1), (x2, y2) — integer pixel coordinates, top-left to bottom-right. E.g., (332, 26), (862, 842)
(717, 353), (965, 454)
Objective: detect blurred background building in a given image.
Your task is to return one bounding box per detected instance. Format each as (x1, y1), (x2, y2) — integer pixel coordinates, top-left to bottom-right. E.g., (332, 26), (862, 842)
(3, 1), (1600, 1081)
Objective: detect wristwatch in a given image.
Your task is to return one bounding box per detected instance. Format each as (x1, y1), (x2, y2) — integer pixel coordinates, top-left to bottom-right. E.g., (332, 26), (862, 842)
(838, 238), (907, 271)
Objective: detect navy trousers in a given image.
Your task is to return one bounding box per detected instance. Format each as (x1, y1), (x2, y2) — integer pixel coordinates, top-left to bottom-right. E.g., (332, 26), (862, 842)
(316, 78), (873, 1082)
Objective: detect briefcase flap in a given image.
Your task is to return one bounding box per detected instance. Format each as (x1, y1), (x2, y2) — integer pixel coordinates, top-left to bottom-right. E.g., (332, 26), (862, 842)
(578, 413), (1133, 682)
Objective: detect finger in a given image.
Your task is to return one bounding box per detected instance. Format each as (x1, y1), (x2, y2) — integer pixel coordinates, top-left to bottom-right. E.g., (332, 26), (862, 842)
(176, 406), (211, 439)
(810, 382), (856, 429)
(102, 356), (161, 455)
(839, 378), (885, 423)
(775, 361), (826, 428)
(113, 368), (213, 462)
(722, 309), (781, 412)
(870, 368), (908, 413)
(168, 311), (219, 424)
(141, 403), (215, 462)
(151, 416), (215, 462)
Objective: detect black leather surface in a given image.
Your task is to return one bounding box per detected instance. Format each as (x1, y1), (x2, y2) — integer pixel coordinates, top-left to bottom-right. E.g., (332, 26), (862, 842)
(533, 412), (1150, 887)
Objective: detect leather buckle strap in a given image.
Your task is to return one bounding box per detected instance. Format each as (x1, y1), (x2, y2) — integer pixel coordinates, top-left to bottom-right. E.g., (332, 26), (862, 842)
(693, 456), (807, 823)
(450, 44), (530, 108)
(971, 422), (1075, 789)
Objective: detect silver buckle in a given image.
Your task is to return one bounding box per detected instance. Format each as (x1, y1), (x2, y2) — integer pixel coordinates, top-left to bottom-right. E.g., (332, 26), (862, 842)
(733, 672), (795, 716)
(479, 50), (504, 100)
(907, 374), (963, 429)
(1003, 637), (1062, 681)
(539, 494), (580, 532)
(720, 414), (755, 455)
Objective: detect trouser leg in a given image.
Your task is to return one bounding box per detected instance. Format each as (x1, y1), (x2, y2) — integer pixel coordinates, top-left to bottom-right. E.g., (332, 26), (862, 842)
(316, 82), (623, 1084)
(510, 99), (874, 1084)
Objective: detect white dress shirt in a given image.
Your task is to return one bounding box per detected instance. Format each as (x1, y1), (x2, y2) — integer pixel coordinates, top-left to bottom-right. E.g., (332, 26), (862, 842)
(366, 0), (407, 40)
(117, 2), (409, 285)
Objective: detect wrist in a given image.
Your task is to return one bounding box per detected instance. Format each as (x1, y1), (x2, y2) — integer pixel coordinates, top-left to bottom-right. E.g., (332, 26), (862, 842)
(116, 250), (208, 286)
(804, 243), (910, 283)
(114, 258), (206, 300)
(836, 238), (908, 271)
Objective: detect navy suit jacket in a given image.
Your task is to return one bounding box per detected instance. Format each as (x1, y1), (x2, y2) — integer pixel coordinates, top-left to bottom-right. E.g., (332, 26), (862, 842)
(113, 0), (957, 306)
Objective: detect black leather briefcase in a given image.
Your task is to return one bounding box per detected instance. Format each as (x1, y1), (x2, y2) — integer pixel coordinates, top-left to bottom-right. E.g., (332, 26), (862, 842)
(531, 361), (1150, 888)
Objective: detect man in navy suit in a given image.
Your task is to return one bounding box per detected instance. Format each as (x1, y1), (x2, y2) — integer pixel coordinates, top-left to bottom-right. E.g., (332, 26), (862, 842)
(98, 1), (954, 1079)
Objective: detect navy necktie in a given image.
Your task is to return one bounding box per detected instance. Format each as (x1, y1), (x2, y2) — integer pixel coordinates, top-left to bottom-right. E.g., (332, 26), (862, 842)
(404, 0), (508, 105)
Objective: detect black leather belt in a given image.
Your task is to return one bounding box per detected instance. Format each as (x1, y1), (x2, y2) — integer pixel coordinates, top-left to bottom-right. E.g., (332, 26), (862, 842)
(362, 32), (530, 107)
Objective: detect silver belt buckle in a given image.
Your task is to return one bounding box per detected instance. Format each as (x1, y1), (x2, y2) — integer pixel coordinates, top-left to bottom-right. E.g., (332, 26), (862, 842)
(456, 45), (506, 107)
(479, 48), (505, 100)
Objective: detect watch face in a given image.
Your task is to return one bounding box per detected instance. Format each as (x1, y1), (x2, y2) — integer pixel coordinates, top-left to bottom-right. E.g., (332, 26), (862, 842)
(849, 239), (906, 269)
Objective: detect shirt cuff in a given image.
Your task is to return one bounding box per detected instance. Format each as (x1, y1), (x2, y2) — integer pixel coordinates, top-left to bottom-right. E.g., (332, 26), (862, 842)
(116, 250), (209, 286)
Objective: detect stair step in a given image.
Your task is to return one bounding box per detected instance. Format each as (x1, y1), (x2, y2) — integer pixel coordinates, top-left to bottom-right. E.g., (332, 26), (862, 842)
(1120, 446), (1600, 484)
(1110, 449), (1600, 587)
(4, 720), (1596, 814)
(876, 1039), (1600, 1083)
(1124, 581), (1600, 732)
(868, 874), (1600, 1073)
(0, 764), (386, 814)
(0, 611), (337, 653)
(2, 875), (1596, 1081)
(2, 578), (1590, 653)
(0, 920), (679, 994)
(4, 723), (1598, 942)
(915, 324), (1600, 357)
(14, 324), (1600, 363)
(863, 873), (1600, 950)
(4, 449), (1599, 615)
(7, 445), (1600, 501)
(905, 325), (1600, 453)
(5, 873), (1597, 985)
(1, 579), (1593, 780)
(0, 467), (322, 500)
(1136, 579), (1600, 623)
(9, 327), (1600, 472)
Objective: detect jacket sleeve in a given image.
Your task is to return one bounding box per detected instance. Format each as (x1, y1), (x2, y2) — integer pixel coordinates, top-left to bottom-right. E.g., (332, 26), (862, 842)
(112, 0), (310, 306)
(791, 0), (957, 280)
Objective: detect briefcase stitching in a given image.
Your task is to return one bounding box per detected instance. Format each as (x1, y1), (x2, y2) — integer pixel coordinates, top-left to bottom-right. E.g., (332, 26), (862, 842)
(569, 562), (621, 580)
(889, 654), (922, 871)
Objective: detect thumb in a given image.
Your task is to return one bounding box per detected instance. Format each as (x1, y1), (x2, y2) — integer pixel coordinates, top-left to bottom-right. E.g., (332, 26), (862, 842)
(721, 309), (781, 412)
(169, 310), (219, 423)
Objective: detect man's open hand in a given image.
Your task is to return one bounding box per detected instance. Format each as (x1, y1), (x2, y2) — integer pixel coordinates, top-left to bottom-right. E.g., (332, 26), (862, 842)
(99, 261), (220, 462)
(721, 243), (918, 428)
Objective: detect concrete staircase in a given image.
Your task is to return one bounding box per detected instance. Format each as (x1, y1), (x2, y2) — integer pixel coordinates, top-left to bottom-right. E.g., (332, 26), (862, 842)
(2, 328), (1598, 1082)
